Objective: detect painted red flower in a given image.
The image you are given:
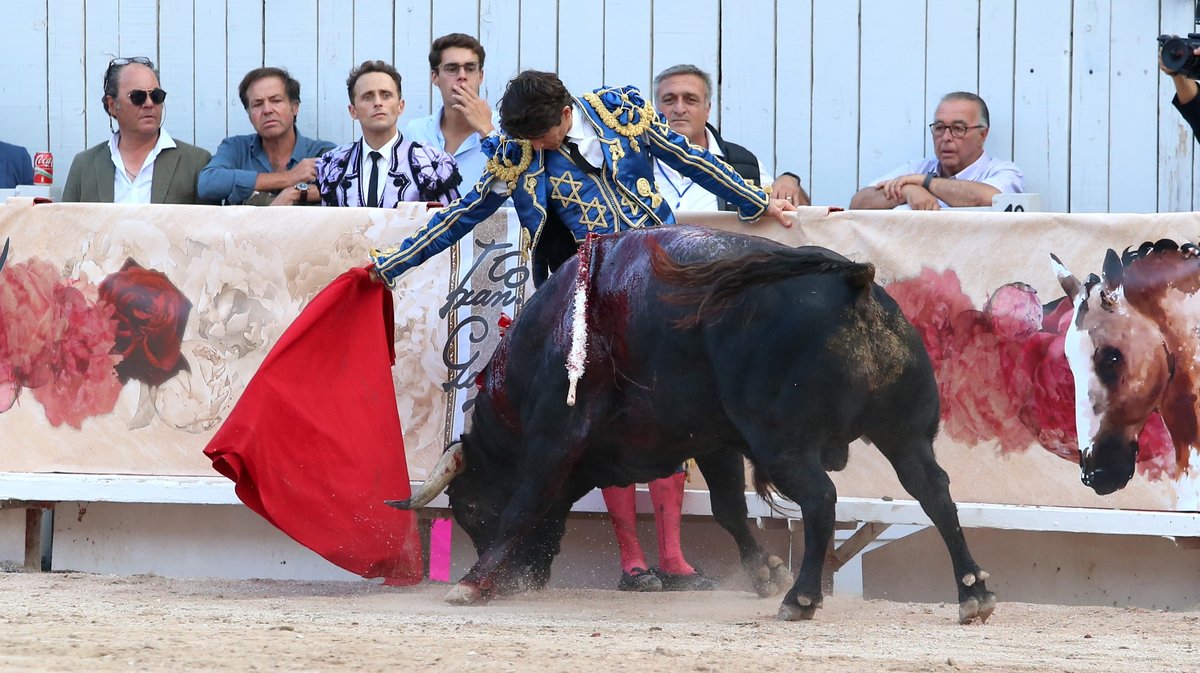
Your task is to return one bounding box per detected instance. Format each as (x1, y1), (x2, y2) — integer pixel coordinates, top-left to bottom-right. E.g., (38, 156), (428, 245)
(0, 258), (123, 426)
(984, 282), (1043, 340)
(938, 310), (1036, 452)
(887, 268), (974, 374)
(99, 258), (192, 387)
(1042, 297), (1073, 334)
(0, 257), (62, 390)
(1136, 412), (1175, 480)
(1016, 331), (1078, 460)
(29, 283), (122, 428)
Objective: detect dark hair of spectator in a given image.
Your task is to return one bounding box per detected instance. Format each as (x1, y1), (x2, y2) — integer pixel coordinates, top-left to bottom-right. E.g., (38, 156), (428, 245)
(346, 60), (403, 103)
(941, 91), (990, 128)
(102, 57), (161, 118)
(238, 67), (301, 109)
(652, 64), (713, 104)
(429, 33), (486, 70)
(499, 70), (573, 139)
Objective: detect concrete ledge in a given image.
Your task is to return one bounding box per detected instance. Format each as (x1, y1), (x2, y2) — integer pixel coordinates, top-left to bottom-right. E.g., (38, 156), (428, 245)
(809, 497), (1200, 539)
(5, 472), (1199, 538)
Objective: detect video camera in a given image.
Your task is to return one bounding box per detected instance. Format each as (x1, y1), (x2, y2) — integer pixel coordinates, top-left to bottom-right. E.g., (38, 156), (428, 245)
(1160, 34), (1200, 79)
(1160, 1), (1200, 80)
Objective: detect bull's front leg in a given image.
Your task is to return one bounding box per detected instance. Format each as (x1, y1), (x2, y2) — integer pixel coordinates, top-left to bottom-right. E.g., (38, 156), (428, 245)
(447, 458), (574, 605)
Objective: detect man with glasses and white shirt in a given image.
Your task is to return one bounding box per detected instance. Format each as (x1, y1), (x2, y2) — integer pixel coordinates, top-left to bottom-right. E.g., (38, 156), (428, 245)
(848, 91), (1023, 210)
(404, 33), (498, 189)
(62, 56), (213, 204)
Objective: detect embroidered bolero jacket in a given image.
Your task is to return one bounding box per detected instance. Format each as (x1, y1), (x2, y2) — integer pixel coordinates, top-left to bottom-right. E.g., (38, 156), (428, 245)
(372, 85), (769, 287)
(315, 137), (462, 208)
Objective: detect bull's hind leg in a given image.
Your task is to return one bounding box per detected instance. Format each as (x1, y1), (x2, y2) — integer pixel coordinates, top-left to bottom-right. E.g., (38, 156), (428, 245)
(875, 436), (997, 624)
(694, 450), (792, 597)
(763, 451), (837, 621)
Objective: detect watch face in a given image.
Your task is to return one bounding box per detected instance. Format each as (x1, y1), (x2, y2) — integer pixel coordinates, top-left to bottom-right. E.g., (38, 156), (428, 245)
(295, 182), (309, 191)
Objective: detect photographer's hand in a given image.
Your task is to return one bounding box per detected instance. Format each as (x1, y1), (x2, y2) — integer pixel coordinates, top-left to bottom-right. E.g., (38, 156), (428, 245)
(1161, 43), (1200, 104)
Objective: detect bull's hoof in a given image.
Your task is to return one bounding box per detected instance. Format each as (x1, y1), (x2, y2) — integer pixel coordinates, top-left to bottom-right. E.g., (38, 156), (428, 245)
(751, 555), (793, 598)
(444, 582), (486, 605)
(776, 596), (818, 621)
(958, 592), (997, 624)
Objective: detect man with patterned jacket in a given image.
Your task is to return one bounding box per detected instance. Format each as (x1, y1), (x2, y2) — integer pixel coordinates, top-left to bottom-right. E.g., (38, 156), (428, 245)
(372, 69), (794, 285)
(315, 60), (462, 208)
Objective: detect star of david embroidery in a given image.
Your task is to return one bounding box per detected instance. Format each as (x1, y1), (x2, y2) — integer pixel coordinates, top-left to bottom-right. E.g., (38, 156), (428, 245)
(549, 172), (583, 203)
(580, 197), (609, 231)
(549, 171), (608, 231)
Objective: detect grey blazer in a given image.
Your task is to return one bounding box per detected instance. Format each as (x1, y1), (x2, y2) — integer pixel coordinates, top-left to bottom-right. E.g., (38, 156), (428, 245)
(61, 138), (215, 204)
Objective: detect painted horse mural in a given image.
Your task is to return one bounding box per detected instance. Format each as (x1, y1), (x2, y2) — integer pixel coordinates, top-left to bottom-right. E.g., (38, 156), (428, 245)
(1053, 240), (1200, 495)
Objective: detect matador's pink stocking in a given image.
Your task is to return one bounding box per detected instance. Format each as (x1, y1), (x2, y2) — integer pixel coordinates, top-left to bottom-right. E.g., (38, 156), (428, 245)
(601, 484), (648, 573)
(649, 472), (695, 575)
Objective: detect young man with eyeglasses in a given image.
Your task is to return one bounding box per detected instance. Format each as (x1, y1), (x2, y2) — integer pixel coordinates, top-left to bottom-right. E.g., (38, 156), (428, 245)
(198, 67), (336, 206)
(403, 33), (499, 188)
(848, 91), (1023, 210)
(62, 56), (213, 204)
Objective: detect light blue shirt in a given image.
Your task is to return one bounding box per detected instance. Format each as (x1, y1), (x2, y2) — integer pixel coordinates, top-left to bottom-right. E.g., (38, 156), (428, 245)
(403, 107), (499, 192)
(870, 152), (1024, 210)
(198, 131), (336, 205)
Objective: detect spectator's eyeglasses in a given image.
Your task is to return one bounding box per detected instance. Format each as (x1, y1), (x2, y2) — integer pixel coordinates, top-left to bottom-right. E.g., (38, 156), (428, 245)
(109, 56), (154, 68)
(126, 88), (167, 106)
(438, 62), (480, 76)
(929, 123), (985, 138)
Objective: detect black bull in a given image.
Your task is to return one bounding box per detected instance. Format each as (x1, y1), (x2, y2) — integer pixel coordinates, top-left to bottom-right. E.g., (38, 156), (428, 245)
(393, 225), (996, 623)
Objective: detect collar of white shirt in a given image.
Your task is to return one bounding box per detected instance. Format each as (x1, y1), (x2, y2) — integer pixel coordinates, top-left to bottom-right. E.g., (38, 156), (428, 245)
(360, 131), (400, 202)
(108, 129), (177, 204)
(564, 103), (603, 168)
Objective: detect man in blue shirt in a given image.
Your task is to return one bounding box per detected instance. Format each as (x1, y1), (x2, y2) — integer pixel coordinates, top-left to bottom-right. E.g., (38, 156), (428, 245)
(403, 33), (497, 190)
(198, 67), (335, 205)
(0, 141), (33, 189)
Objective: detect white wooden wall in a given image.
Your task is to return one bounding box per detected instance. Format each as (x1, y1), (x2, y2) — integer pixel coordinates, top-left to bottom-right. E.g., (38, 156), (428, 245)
(1, 0), (1195, 213)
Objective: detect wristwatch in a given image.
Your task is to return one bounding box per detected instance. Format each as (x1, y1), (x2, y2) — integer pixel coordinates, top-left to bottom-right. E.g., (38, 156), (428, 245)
(922, 172), (936, 191)
(294, 182), (310, 203)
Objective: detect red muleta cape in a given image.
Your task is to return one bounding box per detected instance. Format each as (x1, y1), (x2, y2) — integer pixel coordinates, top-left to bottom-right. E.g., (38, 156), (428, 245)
(203, 267), (422, 584)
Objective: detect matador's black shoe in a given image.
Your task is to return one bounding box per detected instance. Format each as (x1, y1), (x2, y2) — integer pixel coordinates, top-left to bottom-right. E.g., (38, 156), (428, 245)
(651, 567), (718, 591)
(617, 567), (663, 592)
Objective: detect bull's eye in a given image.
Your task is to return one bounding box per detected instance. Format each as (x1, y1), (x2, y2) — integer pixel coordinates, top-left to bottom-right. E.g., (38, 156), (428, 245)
(1094, 345), (1123, 386)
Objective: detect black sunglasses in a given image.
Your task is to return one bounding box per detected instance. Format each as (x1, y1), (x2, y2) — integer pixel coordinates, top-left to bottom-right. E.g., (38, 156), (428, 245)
(127, 88), (167, 106)
(109, 56), (154, 68)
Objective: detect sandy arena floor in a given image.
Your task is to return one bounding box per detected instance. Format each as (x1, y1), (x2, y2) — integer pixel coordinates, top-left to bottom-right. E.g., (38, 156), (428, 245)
(1, 569), (1198, 673)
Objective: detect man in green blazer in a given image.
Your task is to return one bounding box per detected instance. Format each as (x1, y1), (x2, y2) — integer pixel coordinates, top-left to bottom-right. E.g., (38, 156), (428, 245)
(62, 56), (213, 204)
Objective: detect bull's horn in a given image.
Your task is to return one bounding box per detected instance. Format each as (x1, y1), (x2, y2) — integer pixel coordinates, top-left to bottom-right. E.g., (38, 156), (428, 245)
(385, 441), (466, 510)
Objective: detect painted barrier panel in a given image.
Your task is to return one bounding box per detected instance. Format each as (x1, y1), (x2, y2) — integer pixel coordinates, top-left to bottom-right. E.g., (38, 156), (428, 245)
(1, 200), (1196, 513)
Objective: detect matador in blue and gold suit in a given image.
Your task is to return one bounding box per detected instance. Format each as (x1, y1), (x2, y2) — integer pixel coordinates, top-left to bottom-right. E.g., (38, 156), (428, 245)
(371, 85), (771, 287)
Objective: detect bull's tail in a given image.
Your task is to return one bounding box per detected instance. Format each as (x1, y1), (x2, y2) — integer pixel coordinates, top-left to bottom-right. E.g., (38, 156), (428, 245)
(648, 237), (875, 328)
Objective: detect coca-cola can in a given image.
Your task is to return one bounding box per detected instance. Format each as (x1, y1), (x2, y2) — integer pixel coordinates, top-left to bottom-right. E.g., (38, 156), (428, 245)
(33, 152), (53, 184)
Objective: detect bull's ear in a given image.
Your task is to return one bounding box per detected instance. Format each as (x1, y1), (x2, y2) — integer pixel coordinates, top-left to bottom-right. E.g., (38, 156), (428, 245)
(1102, 249), (1123, 291)
(1050, 253), (1082, 301)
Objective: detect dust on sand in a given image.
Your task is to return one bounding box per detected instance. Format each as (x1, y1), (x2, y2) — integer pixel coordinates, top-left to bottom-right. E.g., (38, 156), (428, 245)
(1, 570), (1198, 673)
